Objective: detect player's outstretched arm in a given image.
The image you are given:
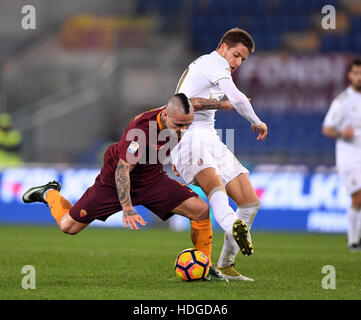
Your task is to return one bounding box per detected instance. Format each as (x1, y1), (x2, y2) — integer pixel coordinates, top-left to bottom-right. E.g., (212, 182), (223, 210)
(115, 158), (146, 230)
(218, 78), (268, 141)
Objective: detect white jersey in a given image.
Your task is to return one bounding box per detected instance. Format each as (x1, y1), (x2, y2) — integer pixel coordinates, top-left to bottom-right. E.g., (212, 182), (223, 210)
(171, 51), (250, 185)
(175, 51), (232, 130)
(323, 86), (361, 169)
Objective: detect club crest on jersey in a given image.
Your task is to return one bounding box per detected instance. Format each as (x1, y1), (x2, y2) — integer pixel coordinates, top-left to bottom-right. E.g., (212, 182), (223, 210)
(127, 141), (139, 154)
(80, 209), (87, 217)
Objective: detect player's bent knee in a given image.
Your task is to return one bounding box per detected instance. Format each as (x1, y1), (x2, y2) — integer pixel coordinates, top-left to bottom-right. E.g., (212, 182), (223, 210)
(59, 215), (80, 235)
(174, 197), (209, 221)
(59, 222), (78, 235)
(194, 168), (224, 196)
(192, 199), (209, 221)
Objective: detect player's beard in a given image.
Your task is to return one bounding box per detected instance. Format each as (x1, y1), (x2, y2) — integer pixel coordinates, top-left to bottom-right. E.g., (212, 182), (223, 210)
(353, 84), (361, 92)
(351, 79), (361, 92)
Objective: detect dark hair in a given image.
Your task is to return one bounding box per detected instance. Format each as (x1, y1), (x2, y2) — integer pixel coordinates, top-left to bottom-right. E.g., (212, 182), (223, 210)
(175, 93), (191, 114)
(217, 28), (255, 53)
(349, 58), (361, 71)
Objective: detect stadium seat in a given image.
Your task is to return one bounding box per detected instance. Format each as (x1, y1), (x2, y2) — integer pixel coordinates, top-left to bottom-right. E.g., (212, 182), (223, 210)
(351, 16), (361, 34)
(351, 34), (361, 52)
(337, 35), (351, 52)
(215, 111), (334, 160)
(320, 34), (351, 52)
(265, 33), (281, 51)
(251, 33), (267, 51)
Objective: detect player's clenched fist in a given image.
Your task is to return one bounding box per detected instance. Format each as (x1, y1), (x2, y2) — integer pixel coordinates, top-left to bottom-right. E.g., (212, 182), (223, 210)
(122, 208), (147, 230)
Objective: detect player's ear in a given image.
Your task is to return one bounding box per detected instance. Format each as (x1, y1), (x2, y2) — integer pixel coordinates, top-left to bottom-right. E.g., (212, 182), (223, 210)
(218, 42), (228, 56)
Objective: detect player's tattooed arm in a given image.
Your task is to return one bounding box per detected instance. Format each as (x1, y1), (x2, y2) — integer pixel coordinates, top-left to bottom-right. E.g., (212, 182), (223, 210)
(190, 97), (234, 111)
(115, 159), (146, 230)
(115, 158), (133, 209)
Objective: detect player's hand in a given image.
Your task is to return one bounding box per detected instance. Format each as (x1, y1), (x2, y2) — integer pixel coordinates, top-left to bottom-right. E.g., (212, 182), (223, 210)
(122, 208), (147, 230)
(341, 125), (354, 140)
(251, 121), (268, 141)
(172, 164), (180, 177)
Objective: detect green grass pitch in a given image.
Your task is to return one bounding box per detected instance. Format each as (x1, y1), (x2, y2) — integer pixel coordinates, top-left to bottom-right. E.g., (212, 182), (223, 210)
(0, 225), (360, 300)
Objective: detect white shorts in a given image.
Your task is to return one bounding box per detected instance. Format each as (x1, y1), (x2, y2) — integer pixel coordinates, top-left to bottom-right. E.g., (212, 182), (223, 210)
(338, 166), (361, 195)
(171, 128), (249, 186)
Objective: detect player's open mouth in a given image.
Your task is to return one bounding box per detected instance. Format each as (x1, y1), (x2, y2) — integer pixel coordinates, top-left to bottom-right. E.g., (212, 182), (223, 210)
(230, 66), (236, 72)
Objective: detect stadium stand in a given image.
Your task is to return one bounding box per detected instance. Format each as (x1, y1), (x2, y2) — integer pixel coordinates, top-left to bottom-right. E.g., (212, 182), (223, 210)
(0, 0), (358, 167)
(181, 0), (357, 167)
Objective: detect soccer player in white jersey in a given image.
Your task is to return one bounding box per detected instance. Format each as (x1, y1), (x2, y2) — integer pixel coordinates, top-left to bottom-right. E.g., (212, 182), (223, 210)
(322, 58), (361, 251)
(171, 28), (268, 280)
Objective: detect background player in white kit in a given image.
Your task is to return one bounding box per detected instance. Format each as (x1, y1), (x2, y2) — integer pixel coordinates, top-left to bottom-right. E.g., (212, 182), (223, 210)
(322, 58), (361, 251)
(171, 28), (268, 280)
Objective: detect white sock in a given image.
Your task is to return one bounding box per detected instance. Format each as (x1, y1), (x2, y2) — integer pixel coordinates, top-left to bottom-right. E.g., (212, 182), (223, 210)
(208, 189), (238, 234)
(236, 200), (261, 230)
(217, 232), (239, 268)
(347, 206), (360, 246)
(217, 201), (261, 268)
(43, 189), (52, 202)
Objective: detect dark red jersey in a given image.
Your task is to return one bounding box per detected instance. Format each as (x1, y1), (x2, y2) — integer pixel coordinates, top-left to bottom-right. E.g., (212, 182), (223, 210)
(69, 106), (199, 224)
(99, 106), (172, 189)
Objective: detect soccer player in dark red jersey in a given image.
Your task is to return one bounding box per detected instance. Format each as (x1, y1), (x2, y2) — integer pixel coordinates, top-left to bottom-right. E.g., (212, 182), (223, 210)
(22, 93), (232, 267)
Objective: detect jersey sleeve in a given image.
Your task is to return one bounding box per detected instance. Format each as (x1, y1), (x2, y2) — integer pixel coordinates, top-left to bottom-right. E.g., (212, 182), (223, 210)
(118, 124), (148, 167)
(323, 99), (344, 130)
(218, 78), (261, 127)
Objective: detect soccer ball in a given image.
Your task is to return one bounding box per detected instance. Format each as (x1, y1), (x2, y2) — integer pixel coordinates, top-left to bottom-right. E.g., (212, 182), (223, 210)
(174, 248), (210, 281)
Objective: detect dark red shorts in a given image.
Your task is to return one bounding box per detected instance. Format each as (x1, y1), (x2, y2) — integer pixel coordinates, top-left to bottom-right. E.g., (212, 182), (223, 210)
(69, 173), (198, 224)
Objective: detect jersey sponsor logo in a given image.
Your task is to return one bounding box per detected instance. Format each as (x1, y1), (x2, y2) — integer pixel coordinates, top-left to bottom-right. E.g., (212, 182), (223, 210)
(127, 141), (139, 154)
(80, 209), (87, 217)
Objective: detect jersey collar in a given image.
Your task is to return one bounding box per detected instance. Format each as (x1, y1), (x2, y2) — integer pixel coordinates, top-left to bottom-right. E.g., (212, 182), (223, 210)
(347, 86), (361, 97)
(157, 110), (164, 131)
(212, 50), (229, 66)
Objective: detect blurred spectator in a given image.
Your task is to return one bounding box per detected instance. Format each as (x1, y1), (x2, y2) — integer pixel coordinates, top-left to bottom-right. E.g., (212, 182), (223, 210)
(0, 113), (22, 166)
